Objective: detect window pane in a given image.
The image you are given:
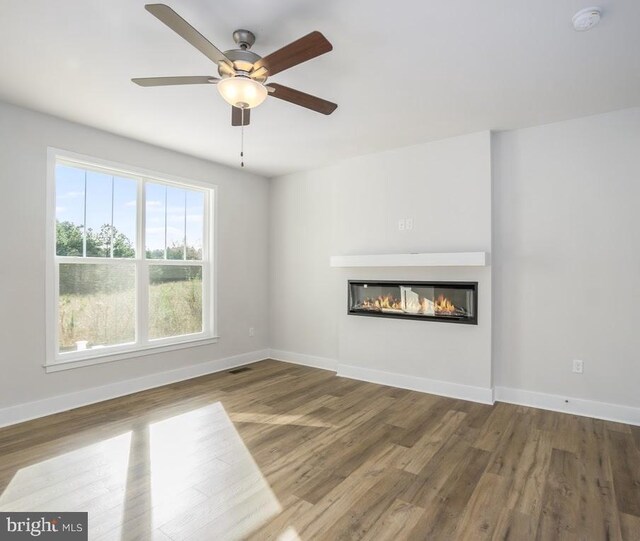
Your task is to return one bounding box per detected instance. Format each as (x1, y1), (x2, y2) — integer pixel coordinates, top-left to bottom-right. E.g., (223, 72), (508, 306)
(166, 186), (186, 260)
(58, 263), (136, 353)
(146, 183), (166, 259)
(112, 176), (137, 258)
(149, 265), (202, 339)
(55, 164), (85, 256)
(56, 164), (137, 259)
(186, 191), (204, 260)
(85, 170), (113, 257)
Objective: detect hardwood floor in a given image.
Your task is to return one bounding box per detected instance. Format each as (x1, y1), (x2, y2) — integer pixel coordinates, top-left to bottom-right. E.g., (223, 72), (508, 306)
(0, 360), (638, 540)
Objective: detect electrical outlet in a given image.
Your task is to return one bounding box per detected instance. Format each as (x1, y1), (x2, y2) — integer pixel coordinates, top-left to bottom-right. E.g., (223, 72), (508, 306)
(406, 218), (413, 230)
(572, 359), (584, 374)
(398, 219), (405, 231)
(249, 327), (255, 337)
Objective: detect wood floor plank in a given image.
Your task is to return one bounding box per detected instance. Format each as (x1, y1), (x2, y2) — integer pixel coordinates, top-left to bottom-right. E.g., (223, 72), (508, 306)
(504, 428), (552, 517)
(408, 446), (491, 540)
(359, 498), (424, 541)
(536, 448), (582, 540)
(292, 467), (347, 505)
(395, 397), (458, 448)
(575, 418), (623, 540)
(383, 392), (440, 429)
(244, 495), (313, 541)
(290, 462), (389, 539)
(549, 413), (585, 455)
(473, 402), (518, 452)
(400, 433), (477, 508)
(493, 509), (541, 541)
(398, 409), (467, 473)
(486, 412), (534, 476)
(630, 425), (640, 452)
(0, 360), (637, 540)
(457, 400), (494, 431)
(318, 468), (417, 541)
(619, 512), (640, 541)
(456, 472), (511, 540)
(608, 429), (640, 517)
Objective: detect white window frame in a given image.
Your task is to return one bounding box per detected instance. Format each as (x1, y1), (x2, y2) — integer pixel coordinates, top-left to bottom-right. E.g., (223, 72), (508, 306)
(45, 148), (218, 372)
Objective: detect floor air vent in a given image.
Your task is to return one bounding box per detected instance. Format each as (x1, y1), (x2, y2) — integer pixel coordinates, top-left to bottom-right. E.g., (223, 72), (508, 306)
(228, 366), (252, 375)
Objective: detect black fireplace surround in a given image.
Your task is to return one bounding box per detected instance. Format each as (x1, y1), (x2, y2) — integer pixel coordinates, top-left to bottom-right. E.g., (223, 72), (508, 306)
(348, 280), (478, 325)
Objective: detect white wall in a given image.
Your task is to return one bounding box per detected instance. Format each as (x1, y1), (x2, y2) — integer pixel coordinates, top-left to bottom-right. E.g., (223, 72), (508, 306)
(270, 132), (492, 395)
(3, 98), (638, 424)
(493, 108), (640, 409)
(0, 101), (269, 410)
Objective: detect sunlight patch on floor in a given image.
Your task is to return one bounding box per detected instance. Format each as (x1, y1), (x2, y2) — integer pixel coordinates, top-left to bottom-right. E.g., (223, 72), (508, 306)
(0, 432), (132, 513)
(0, 403), (284, 540)
(277, 525), (303, 541)
(153, 403), (282, 540)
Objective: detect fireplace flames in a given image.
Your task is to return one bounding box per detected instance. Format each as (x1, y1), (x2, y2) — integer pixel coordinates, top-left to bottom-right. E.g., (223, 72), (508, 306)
(357, 294), (462, 316)
(435, 294), (457, 314)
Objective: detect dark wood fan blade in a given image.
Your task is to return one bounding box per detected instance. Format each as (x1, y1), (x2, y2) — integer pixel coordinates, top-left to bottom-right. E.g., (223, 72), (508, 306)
(132, 76), (219, 87)
(145, 4), (234, 74)
(268, 83), (337, 115)
(231, 107), (250, 126)
(252, 31), (332, 76)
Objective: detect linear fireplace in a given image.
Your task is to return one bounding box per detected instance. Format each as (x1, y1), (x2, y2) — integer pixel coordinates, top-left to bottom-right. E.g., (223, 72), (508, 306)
(348, 280), (478, 324)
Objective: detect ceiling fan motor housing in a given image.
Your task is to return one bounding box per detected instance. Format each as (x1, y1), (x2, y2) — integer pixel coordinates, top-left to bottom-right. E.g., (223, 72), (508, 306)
(219, 48), (267, 82)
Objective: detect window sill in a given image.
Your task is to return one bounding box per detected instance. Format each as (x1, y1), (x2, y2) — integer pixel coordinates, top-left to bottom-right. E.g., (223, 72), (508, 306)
(44, 336), (220, 373)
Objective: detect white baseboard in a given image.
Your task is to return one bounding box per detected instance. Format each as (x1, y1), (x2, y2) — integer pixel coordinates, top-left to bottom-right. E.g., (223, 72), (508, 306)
(4, 348), (637, 429)
(268, 349), (338, 372)
(337, 363), (494, 405)
(495, 386), (640, 427)
(272, 351), (639, 425)
(268, 350), (492, 404)
(0, 349), (270, 428)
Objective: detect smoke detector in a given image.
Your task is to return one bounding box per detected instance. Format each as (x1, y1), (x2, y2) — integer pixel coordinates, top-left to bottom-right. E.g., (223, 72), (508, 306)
(572, 7), (602, 31)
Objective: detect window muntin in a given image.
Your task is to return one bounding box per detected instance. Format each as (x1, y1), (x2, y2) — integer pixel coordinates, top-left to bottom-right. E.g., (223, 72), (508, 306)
(50, 155), (213, 365)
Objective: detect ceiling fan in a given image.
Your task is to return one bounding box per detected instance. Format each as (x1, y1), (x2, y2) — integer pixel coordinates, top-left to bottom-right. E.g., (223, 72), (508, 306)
(132, 4), (338, 127)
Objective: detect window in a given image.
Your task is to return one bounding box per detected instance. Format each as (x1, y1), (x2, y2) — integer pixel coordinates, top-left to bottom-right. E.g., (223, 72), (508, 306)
(46, 150), (215, 369)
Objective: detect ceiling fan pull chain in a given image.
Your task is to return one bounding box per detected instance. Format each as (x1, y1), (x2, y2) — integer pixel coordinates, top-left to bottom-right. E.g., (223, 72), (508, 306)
(240, 108), (245, 168)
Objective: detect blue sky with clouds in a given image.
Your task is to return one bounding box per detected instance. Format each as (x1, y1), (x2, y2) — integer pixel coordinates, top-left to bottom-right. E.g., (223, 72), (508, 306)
(56, 164), (204, 257)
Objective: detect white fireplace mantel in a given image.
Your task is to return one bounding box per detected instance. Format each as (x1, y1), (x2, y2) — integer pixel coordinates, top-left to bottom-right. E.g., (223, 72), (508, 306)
(329, 252), (488, 268)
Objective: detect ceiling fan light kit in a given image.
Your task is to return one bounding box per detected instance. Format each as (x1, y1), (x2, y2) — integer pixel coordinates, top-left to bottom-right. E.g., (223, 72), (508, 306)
(217, 76), (268, 109)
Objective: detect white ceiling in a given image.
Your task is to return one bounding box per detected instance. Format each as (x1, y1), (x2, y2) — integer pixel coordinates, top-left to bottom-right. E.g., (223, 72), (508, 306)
(1, 1), (639, 177)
